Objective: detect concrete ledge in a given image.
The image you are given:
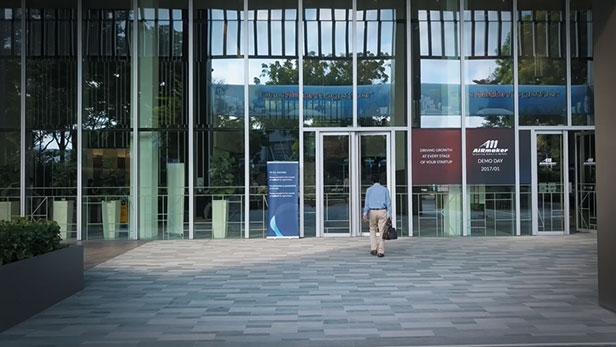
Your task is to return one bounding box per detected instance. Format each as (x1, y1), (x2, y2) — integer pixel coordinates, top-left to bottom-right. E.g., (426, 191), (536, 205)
(0, 245), (84, 332)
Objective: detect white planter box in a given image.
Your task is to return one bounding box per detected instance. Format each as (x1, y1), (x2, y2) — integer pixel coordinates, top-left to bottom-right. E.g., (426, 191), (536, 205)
(102, 200), (121, 240)
(52, 200), (74, 240)
(166, 163), (185, 238)
(0, 201), (18, 222)
(212, 199), (228, 239)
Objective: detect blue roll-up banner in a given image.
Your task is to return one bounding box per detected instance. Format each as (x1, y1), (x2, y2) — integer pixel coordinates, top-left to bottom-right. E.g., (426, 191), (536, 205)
(267, 161), (299, 238)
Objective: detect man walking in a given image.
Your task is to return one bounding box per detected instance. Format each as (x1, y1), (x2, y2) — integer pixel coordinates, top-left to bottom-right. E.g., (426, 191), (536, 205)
(362, 174), (391, 257)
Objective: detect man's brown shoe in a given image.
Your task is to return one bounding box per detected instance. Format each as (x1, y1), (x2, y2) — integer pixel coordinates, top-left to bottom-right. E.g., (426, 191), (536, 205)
(370, 250), (377, 256)
(377, 253), (384, 257)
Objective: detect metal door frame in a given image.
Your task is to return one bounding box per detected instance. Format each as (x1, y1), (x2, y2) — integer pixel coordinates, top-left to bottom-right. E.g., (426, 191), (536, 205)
(574, 131), (596, 232)
(316, 131), (394, 237)
(531, 130), (570, 236)
(356, 132), (393, 237)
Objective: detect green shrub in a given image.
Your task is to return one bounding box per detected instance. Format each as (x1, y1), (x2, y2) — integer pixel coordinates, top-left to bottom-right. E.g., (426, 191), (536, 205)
(0, 218), (66, 266)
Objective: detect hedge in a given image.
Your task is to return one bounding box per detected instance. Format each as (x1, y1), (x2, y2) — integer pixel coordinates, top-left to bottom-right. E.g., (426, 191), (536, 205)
(0, 218), (66, 266)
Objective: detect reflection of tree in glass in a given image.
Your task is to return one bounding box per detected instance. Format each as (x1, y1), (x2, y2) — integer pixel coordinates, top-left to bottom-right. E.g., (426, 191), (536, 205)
(471, 27), (566, 128)
(256, 52), (389, 85)
(0, 60), (21, 195)
(27, 60), (77, 197)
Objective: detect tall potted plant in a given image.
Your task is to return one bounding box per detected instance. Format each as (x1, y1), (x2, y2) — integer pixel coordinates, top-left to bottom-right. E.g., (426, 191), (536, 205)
(100, 167), (125, 240)
(209, 151), (236, 238)
(50, 160), (77, 240)
(0, 152), (20, 221)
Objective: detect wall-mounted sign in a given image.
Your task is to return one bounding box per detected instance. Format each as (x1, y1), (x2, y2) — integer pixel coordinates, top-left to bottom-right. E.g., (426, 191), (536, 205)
(539, 158), (558, 167)
(267, 162), (299, 238)
(412, 129), (462, 185)
(466, 129), (515, 185)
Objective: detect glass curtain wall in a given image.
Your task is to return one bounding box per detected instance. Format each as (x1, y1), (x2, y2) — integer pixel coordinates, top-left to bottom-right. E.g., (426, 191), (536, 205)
(138, 0), (189, 239)
(395, 131), (408, 235)
(0, 1), (21, 222)
(303, 132), (316, 237)
(82, 0), (134, 240)
(518, 0), (567, 126)
(357, 0), (407, 127)
(519, 129), (532, 234)
(303, 0), (353, 127)
(26, 0), (78, 240)
(570, 0), (593, 126)
(1, 0), (595, 239)
(248, 0), (299, 237)
(411, 0), (462, 237)
(194, 0), (245, 239)
(464, 0), (516, 236)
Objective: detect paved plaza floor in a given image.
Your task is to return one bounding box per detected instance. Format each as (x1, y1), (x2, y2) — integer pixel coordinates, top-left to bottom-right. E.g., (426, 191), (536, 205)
(2, 232), (616, 347)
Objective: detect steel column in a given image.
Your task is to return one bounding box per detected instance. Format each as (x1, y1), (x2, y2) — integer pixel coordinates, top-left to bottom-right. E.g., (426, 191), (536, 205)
(77, 0), (83, 240)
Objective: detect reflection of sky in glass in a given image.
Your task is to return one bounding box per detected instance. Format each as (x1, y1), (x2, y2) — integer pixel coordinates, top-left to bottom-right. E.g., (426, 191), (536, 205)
(366, 22), (378, 54)
(474, 22), (486, 53)
(421, 59), (460, 84)
(465, 60), (500, 84)
(356, 13), (398, 56)
(211, 21), (223, 55)
(418, 10), (460, 58)
(285, 21), (296, 55)
(430, 22), (442, 56)
(212, 59), (244, 85)
(2, 9), (12, 20)
(256, 10), (267, 20)
(142, 8), (155, 20)
(257, 21), (268, 55)
(444, 22), (457, 56)
(419, 22), (429, 55)
(365, 10), (377, 20)
(271, 21), (282, 56)
(356, 22), (365, 53)
(211, 9), (224, 20)
(321, 21), (333, 56)
(334, 9), (347, 20)
(319, 8), (332, 21)
(305, 9), (317, 21)
(463, 11), (512, 57)
(248, 21), (255, 55)
(335, 21), (347, 56)
(306, 22), (318, 54)
(380, 21), (393, 55)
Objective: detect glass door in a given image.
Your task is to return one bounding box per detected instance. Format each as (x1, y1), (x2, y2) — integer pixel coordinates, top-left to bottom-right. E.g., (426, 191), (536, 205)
(319, 134), (351, 236)
(533, 132), (567, 234)
(575, 132), (597, 231)
(358, 133), (391, 235)
(316, 132), (394, 237)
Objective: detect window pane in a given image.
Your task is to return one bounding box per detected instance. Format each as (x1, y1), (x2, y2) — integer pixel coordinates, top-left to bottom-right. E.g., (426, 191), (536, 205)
(412, 0), (461, 128)
(83, 0), (134, 240)
(357, 0), (407, 127)
(571, 0), (594, 125)
(138, 0), (189, 239)
(248, 0), (299, 238)
(26, 0), (78, 240)
(303, 0), (353, 127)
(194, 0), (246, 239)
(0, 2), (21, 216)
(518, 0), (567, 126)
(464, 0), (514, 129)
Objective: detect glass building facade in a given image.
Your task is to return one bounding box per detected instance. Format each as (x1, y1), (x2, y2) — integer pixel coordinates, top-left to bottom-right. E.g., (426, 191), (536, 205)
(0, 0), (596, 240)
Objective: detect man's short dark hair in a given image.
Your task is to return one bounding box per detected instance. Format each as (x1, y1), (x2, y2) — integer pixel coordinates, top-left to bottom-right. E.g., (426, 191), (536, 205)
(371, 174), (380, 183)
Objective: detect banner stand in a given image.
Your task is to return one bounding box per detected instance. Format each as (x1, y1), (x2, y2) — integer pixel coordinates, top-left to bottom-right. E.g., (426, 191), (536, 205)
(266, 161), (299, 239)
